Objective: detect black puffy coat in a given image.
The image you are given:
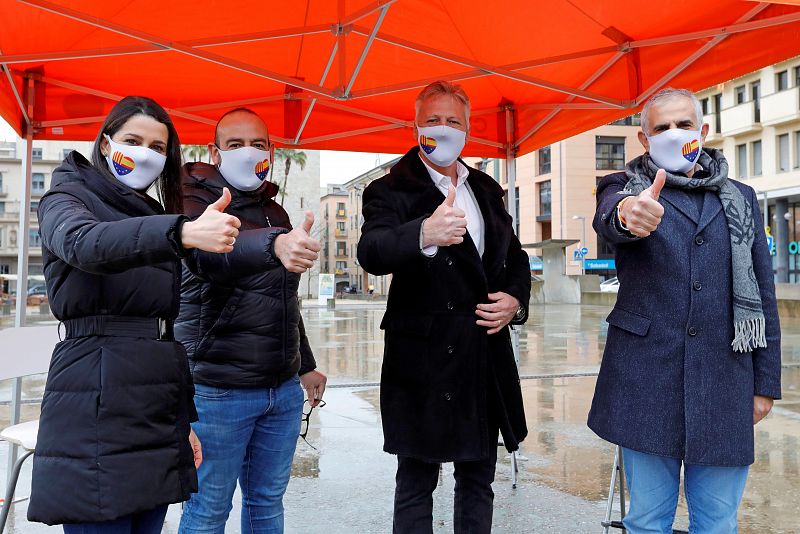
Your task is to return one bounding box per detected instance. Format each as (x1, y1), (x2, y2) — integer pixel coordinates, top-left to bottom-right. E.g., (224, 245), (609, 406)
(28, 152), (198, 525)
(175, 163), (315, 389)
(357, 148), (531, 463)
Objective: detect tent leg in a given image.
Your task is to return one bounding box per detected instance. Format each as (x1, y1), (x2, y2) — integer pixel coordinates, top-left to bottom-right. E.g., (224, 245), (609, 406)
(7, 77), (34, 488)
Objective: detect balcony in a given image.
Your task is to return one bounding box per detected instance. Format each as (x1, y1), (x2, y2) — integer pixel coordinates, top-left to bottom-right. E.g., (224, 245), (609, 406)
(0, 186), (7, 197)
(336, 209), (346, 219)
(720, 101), (762, 137)
(335, 228), (348, 237)
(335, 251), (348, 258)
(334, 268), (349, 276)
(31, 188), (45, 198)
(760, 87), (800, 127)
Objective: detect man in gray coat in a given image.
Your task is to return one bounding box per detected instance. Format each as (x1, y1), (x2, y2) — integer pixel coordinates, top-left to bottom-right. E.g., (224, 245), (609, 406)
(589, 88), (781, 534)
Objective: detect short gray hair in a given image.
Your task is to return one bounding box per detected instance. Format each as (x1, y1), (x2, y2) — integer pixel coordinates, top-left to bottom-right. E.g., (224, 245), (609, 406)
(415, 81), (471, 122)
(640, 87), (703, 135)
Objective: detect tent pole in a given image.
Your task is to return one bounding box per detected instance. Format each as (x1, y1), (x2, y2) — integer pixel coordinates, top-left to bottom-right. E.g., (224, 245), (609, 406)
(505, 106), (522, 488)
(7, 76), (34, 487)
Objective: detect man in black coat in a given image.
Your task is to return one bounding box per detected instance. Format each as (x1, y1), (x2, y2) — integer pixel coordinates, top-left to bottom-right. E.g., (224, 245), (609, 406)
(357, 81), (531, 534)
(175, 108), (327, 533)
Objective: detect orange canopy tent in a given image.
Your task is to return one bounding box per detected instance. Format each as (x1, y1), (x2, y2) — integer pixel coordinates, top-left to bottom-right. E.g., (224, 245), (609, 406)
(2, 0), (800, 496)
(2, 0), (800, 157)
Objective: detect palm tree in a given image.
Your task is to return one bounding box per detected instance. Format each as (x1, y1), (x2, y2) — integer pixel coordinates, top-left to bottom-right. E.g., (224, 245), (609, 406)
(275, 148), (308, 206)
(182, 144), (209, 163)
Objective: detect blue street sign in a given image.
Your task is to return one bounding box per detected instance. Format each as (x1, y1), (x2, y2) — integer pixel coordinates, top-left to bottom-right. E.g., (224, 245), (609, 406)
(584, 259), (616, 270)
(529, 256), (543, 270)
(766, 235), (774, 255)
(580, 247), (589, 256)
(573, 250), (583, 260)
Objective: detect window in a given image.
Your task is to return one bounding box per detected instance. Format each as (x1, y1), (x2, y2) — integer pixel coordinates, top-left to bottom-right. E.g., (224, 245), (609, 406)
(29, 229), (41, 247)
(538, 181), (551, 219)
(700, 98), (709, 115)
(336, 222), (345, 232)
(713, 94), (722, 132)
(336, 202), (345, 217)
(32, 147), (43, 160)
(0, 142), (15, 159)
(794, 131), (800, 169)
(32, 173), (45, 193)
(751, 140), (762, 176)
(610, 114), (641, 126)
(336, 241), (347, 256)
(777, 70), (789, 92)
(537, 146), (551, 175)
(514, 187), (520, 236)
(335, 261), (347, 272)
(0, 201), (5, 215)
(751, 81), (761, 123)
(778, 134), (790, 172)
(795, 66), (800, 88)
(736, 144), (747, 178)
(30, 201), (39, 213)
(735, 85), (746, 104)
(596, 136), (626, 170)
(0, 264), (9, 275)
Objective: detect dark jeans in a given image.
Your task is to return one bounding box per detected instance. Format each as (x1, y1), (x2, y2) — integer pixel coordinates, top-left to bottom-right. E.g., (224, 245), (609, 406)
(62, 505), (168, 534)
(392, 428), (499, 534)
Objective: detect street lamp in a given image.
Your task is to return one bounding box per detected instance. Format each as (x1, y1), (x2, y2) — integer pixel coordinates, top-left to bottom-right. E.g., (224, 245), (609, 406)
(572, 214), (586, 276)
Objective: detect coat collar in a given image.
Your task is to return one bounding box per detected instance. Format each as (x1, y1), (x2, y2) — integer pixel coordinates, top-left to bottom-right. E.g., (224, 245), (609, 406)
(390, 147), (512, 282)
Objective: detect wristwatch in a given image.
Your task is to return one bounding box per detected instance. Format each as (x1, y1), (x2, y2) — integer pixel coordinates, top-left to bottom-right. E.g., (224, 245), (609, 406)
(514, 304), (526, 321)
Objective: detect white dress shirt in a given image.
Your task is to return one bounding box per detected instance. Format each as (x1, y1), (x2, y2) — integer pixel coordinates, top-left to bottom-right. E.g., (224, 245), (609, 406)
(419, 155), (485, 257)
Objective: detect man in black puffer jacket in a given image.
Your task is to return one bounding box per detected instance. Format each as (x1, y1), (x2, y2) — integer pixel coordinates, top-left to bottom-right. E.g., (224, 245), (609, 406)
(176, 108), (326, 534)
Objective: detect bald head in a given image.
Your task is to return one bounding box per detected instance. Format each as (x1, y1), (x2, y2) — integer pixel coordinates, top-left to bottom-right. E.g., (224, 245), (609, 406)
(210, 108), (272, 167)
(214, 108), (269, 148)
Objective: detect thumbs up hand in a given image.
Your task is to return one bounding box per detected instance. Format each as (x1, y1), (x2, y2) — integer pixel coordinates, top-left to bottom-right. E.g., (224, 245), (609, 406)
(181, 187), (242, 253)
(618, 169), (666, 238)
(422, 185), (468, 247)
(274, 210), (321, 273)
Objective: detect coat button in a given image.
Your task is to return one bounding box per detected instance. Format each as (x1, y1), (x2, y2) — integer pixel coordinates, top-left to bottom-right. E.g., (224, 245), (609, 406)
(693, 281), (702, 291)
(447, 301), (454, 311)
(446, 257), (453, 266)
(688, 326), (697, 336)
(444, 392), (452, 401)
(695, 235), (704, 245)
(447, 345), (455, 354)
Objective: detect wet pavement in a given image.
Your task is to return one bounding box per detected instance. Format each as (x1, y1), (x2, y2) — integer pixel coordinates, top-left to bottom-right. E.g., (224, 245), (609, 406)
(1, 303), (799, 533)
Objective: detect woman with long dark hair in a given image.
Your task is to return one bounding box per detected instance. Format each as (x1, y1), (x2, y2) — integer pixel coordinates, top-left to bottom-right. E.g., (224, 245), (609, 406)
(27, 96), (240, 533)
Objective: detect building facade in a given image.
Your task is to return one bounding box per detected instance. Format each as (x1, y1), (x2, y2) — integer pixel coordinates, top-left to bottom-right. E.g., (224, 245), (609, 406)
(0, 139), (94, 294)
(318, 158), (399, 295)
(697, 57), (800, 283)
(487, 118), (644, 277)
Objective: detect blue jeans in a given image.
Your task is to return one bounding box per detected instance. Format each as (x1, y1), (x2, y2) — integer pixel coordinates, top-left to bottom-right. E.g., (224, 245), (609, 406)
(622, 448), (749, 534)
(178, 376), (304, 534)
(62, 505), (168, 534)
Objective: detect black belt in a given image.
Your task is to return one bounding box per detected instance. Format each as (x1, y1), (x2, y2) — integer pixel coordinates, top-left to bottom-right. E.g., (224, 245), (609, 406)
(62, 315), (174, 341)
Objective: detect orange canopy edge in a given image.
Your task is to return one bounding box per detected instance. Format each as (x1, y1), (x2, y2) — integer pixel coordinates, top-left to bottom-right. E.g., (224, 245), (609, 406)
(2, 0), (800, 157)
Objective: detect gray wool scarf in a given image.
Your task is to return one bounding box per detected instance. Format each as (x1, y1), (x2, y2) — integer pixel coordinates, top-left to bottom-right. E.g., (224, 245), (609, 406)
(624, 148), (766, 353)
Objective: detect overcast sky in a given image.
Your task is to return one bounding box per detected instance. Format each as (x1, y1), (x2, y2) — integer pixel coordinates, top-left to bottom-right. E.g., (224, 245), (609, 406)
(1, 117), (397, 186)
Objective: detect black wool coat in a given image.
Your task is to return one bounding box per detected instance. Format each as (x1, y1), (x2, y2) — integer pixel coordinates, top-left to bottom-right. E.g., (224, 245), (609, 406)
(588, 168), (781, 466)
(175, 163), (316, 389)
(357, 147), (531, 463)
(28, 152), (198, 525)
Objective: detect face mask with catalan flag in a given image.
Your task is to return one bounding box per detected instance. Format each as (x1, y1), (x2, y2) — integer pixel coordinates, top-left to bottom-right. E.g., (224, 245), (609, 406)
(103, 134), (167, 191)
(216, 146), (272, 192)
(646, 128), (703, 174)
(416, 125), (466, 167)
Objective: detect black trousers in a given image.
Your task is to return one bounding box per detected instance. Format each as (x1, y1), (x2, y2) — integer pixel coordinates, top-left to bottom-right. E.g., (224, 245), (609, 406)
(392, 427), (500, 534)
